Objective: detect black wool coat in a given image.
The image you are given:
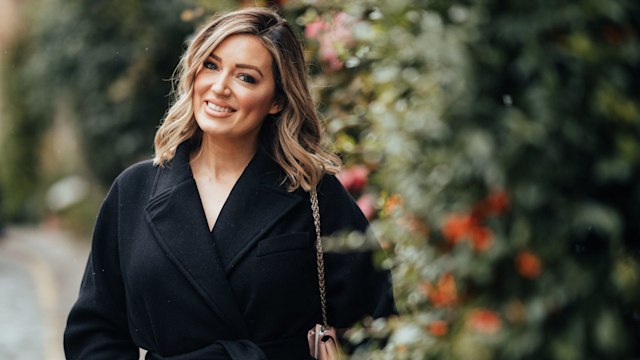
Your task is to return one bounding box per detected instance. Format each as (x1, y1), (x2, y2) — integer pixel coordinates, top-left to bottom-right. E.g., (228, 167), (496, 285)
(64, 142), (395, 360)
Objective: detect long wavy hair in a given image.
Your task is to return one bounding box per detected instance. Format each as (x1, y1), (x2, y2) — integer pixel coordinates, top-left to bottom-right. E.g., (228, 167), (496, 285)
(153, 7), (341, 191)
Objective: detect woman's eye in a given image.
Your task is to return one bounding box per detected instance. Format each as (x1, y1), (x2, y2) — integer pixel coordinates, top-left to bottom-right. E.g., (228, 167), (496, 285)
(204, 60), (218, 70)
(238, 74), (256, 84)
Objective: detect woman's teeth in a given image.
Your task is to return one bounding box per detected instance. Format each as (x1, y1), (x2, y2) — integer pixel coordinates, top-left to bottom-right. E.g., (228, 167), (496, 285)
(207, 102), (233, 112)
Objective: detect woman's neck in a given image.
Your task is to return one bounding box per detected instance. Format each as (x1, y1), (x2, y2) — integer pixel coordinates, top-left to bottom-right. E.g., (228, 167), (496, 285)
(190, 135), (258, 182)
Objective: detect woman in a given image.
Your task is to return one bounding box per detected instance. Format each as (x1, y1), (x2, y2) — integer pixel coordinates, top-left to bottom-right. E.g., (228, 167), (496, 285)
(64, 7), (395, 359)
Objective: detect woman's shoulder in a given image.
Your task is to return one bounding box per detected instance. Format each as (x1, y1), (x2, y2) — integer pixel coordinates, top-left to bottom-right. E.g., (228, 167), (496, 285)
(112, 159), (157, 190)
(316, 173), (364, 212)
(317, 173), (350, 199)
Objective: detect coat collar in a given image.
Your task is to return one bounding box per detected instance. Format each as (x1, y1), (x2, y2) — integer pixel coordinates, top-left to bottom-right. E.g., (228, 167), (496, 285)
(144, 141), (305, 338)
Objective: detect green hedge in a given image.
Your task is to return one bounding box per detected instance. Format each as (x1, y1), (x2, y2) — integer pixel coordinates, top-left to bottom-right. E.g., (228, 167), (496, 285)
(289, 0), (640, 358)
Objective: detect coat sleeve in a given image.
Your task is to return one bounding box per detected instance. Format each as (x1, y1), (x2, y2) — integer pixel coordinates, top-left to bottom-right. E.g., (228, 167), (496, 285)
(64, 180), (139, 359)
(317, 175), (396, 328)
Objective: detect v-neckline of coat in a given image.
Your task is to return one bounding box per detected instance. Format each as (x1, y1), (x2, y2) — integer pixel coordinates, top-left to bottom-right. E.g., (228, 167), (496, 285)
(189, 151), (258, 235)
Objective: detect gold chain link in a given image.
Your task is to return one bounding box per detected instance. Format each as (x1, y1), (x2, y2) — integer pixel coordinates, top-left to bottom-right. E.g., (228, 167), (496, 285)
(310, 189), (328, 328)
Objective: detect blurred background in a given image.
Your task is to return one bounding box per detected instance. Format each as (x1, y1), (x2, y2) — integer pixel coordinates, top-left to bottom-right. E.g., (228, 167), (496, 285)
(1, 0), (639, 359)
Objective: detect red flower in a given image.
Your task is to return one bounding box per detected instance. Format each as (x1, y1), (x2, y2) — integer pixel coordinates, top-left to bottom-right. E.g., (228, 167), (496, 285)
(469, 225), (493, 252)
(427, 320), (448, 337)
(336, 165), (369, 193)
(485, 189), (509, 215)
(442, 213), (474, 244)
(473, 189), (510, 218)
(421, 273), (458, 307)
(516, 251), (542, 279)
(467, 309), (502, 334)
(443, 213), (493, 251)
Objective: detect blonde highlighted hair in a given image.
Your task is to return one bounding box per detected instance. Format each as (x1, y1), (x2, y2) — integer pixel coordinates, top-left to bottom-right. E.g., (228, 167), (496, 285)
(153, 7), (341, 191)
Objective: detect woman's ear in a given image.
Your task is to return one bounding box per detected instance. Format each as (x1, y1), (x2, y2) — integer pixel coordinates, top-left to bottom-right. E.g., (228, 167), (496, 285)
(268, 96), (284, 115)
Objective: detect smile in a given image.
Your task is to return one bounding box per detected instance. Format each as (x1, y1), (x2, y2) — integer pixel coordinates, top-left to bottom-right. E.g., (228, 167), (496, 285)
(206, 101), (235, 113)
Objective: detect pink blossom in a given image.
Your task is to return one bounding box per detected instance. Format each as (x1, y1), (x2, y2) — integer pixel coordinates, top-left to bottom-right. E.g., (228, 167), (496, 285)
(357, 194), (376, 220)
(336, 165), (369, 193)
(331, 12), (356, 43)
(304, 20), (327, 39)
(305, 12), (357, 71)
(318, 39), (343, 71)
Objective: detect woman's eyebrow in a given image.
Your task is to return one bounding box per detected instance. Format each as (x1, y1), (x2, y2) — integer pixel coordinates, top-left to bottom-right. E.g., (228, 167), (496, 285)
(210, 54), (264, 77)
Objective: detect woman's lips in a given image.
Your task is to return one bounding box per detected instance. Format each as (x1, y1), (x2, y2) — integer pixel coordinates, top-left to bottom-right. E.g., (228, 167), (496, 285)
(206, 101), (235, 113)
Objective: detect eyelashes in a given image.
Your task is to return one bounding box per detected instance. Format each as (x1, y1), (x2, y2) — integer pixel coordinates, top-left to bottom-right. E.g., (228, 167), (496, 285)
(203, 59), (257, 84)
(238, 74), (256, 84)
(203, 60), (218, 70)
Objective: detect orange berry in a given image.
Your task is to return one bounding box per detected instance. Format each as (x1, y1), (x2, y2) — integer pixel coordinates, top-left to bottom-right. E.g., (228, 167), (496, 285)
(468, 309), (502, 334)
(516, 251), (542, 279)
(428, 320), (448, 336)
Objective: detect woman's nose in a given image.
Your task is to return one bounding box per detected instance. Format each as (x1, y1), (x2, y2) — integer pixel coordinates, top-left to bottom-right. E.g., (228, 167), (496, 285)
(211, 75), (231, 96)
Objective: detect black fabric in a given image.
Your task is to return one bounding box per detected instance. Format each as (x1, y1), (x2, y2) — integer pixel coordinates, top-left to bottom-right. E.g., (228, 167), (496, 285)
(146, 338), (275, 360)
(64, 142), (395, 359)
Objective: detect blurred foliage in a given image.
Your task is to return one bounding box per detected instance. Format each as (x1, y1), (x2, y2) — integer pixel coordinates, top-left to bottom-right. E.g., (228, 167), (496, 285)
(287, 0), (640, 358)
(1, 39), (47, 221)
(1, 0), (639, 357)
(0, 0), (235, 221)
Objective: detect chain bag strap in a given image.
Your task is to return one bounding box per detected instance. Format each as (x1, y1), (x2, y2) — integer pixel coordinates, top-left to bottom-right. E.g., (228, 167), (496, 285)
(310, 188), (328, 328)
(307, 189), (342, 360)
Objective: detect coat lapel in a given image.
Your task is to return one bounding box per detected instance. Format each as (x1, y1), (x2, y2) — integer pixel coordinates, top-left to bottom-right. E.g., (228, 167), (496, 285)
(212, 148), (304, 273)
(144, 142), (248, 337)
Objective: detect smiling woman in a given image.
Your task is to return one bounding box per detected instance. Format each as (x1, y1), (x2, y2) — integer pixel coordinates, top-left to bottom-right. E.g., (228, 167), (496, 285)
(63, 7), (396, 360)
(153, 8), (341, 193)
(192, 34), (281, 154)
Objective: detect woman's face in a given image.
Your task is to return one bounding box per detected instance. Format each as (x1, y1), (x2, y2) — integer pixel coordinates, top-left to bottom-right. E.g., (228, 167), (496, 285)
(192, 34), (280, 146)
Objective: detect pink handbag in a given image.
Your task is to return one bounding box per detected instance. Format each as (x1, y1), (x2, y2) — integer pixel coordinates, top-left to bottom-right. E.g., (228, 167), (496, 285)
(308, 324), (341, 360)
(307, 189), (343, 360)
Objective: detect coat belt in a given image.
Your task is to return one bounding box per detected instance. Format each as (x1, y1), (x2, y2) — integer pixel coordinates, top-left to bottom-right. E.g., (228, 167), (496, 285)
(145, 335), (310, 360)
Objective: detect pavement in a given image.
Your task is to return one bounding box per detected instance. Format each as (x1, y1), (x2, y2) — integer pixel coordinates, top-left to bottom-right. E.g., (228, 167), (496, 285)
(0, 226), (89, 360)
